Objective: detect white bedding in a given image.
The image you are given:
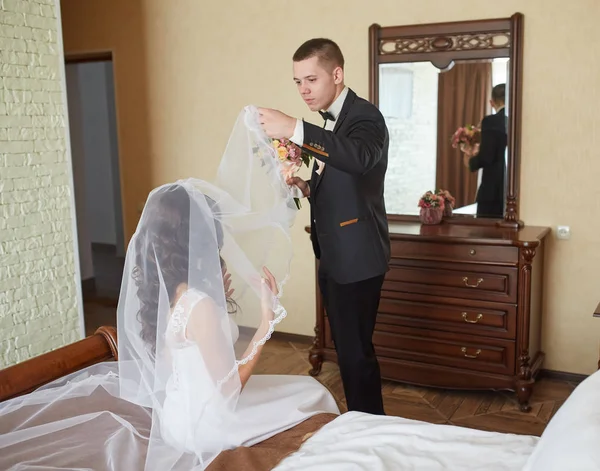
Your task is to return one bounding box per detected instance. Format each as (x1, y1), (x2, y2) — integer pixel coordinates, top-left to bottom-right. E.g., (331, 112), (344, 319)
(274, 411), (538, 470)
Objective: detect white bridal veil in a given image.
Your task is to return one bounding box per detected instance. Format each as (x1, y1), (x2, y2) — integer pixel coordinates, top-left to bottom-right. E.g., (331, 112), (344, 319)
(0, 106), (300, 470)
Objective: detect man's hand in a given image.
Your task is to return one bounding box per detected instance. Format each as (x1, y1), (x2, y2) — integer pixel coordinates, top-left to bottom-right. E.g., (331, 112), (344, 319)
(257, 108), (296, 139)
(462, 153), (471, 168)
(286, 176), (310, 198)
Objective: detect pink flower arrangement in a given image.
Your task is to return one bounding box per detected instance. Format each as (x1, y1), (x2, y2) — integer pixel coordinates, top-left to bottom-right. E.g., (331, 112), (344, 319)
(271, 138), (312, 209)
(418, 190), (445, 209)
(451, 125), (481, 153)
(437, 189), (455, 207)
(437, 189), (455, 218)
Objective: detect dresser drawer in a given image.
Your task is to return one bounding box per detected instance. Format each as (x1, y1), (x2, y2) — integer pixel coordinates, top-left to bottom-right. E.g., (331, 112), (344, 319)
(391, 240), (519, 265)
(372, 325), (515, 375)
(377, 297), (517, 339)
(384, 260), (518, 303)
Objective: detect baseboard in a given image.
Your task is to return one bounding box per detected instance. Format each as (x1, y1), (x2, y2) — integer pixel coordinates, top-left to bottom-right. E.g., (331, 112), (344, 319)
(539, 369), (588, 384)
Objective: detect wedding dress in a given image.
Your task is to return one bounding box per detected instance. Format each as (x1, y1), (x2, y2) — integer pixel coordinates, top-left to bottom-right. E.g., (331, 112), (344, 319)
(160, 287), (339, 460)
(0, 105), (339, 471)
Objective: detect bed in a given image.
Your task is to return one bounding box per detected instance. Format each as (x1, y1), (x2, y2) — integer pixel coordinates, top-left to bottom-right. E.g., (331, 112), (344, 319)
(1, 327), (598, 470)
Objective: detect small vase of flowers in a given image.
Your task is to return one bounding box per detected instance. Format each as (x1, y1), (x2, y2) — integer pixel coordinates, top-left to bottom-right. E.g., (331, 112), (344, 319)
(418, 191), (445, 225)
(437, 189), (455, 218)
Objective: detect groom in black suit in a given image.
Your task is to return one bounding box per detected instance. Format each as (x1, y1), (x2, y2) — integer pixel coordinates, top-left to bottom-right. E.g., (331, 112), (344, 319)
(258, 38), (390, 415)
(465, 83), (508, 218)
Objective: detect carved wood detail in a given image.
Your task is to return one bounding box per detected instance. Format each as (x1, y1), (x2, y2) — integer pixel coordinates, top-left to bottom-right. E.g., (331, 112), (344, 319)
(379, 32), (511, 55)
(370, 13), (524, 228)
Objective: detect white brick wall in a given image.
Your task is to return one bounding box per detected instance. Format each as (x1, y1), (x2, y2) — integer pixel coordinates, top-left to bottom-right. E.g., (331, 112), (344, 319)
(0, 0), (82, 367)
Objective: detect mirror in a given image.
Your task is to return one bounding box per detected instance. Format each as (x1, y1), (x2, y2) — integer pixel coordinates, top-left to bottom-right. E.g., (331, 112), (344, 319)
(369, 14), (523, 227)
(380, 58), (509, 217)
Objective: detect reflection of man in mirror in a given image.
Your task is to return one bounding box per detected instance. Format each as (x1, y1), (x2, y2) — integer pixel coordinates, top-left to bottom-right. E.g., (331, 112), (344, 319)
(464, 83), (507, 218)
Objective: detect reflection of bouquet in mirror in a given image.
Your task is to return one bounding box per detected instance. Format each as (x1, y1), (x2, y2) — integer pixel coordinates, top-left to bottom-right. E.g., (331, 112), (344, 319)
(437, 189), (455, 218)
(271, 138), (312, 209)
(451, 124), (481, 155)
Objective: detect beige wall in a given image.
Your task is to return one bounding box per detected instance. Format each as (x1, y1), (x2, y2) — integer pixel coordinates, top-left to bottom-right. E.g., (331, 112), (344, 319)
(60, 0), (600, 374)
(0, 0), (82, 367)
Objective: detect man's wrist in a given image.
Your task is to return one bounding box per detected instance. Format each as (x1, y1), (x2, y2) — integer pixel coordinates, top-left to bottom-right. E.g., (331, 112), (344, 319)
(289, 119), (304, 146)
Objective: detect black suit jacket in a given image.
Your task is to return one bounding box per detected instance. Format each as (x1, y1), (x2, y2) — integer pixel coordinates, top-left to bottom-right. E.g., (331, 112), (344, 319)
(469, 108), (507, 213)
(302, 89), (390, 285)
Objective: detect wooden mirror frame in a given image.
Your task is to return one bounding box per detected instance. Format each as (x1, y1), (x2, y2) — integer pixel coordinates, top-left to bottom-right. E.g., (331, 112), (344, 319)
(369, 13), (524, 229)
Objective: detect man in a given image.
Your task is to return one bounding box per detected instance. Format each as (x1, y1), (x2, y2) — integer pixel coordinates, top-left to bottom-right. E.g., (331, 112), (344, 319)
(465, 83), (508, 218)
(258, 38), (390, 415)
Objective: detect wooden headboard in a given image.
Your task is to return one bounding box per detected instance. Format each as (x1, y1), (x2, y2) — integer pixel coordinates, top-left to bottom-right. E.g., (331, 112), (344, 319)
(0, 326), (118, 403)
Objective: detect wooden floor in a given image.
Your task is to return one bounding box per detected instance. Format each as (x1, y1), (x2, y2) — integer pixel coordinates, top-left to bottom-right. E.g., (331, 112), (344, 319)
(83, 299), (576, 438)
(254, 335), (576, 437)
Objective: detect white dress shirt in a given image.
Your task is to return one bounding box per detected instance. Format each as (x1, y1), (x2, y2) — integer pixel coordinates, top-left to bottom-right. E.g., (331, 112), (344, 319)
(290, 86), (349, 175)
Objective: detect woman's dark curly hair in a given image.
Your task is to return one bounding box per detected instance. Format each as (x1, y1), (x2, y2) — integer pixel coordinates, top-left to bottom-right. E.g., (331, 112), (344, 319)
(131, 184), (237, 352)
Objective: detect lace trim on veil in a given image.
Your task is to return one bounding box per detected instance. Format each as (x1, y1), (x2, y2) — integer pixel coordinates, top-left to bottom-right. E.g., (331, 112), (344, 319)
(217, 298), (287, 389)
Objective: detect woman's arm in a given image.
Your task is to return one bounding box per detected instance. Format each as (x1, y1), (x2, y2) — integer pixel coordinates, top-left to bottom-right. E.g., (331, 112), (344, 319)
(237, 319), (271, 389)
(237, 267), (279, 389)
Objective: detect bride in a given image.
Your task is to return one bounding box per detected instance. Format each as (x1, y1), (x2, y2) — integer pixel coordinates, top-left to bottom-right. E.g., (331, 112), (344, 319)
(0, 106), (339, 470)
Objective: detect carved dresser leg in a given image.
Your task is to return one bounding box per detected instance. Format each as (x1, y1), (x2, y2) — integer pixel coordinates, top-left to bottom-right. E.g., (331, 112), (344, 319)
(516, 247), (536, 413)
(309, 351), (323, 376)
(516, 379), (534, 412)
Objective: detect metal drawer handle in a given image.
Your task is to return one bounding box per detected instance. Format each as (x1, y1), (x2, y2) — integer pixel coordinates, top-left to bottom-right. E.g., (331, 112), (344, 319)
(461, 347), (481, 359)
(462, 312), (483, 323)
(462, 277), (483, 288)
(469, 249), (476, 256)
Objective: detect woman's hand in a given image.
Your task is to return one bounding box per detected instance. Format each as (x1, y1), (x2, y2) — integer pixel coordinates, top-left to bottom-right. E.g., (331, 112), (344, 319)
(260, 266), (279, 323)
(222, 266), (234, 298)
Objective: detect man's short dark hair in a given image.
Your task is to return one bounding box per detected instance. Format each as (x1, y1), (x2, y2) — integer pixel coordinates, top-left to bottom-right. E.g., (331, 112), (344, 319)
(293, 38), (344, 71)
(492, 83), (505, 103)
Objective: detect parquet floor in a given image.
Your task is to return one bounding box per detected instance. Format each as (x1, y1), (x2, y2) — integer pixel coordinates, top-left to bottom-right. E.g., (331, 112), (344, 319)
(253, 335), (577, 437)
(84, 300), (577, 437)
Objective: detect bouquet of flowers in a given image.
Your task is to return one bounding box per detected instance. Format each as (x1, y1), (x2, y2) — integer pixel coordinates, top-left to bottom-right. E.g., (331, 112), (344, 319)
(418, 190), (445, 225)
(451, 124), (481, 154)
(271, 138), (312, 209)
(418, 190), (445, 209)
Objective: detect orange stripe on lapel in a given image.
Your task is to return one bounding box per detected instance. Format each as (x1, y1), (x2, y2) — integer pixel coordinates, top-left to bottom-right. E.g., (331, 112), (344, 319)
(340, 218), (358, 227)
(302, 144), (329, 158)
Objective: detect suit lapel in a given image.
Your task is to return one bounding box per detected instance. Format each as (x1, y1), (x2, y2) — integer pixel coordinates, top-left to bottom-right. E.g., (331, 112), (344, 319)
(313, 89), (357, 193)
(332, 88), (356, 134)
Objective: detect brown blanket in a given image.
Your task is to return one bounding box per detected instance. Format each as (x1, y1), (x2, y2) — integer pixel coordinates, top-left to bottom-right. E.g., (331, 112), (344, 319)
(1, 383), (337, 471)
(208, 413), (338, 471)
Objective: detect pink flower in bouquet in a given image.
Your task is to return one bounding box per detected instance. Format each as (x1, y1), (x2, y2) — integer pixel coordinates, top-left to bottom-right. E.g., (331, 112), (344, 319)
(272, 139), (302, 166)
(418, 190), (445, 209)
(272, 138), (303, 179)
(451, 124), (481, 153)
(269, 138), (312, 210)
(437, 189), (455, 206)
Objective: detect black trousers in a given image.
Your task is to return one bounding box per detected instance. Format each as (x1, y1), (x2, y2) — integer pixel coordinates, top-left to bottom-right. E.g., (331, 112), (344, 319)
(476, 199), (504, 218)
(318, 272), (385, 415)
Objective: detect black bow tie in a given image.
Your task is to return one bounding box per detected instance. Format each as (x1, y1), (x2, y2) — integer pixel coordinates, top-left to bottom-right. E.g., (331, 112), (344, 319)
(319, 110), (334, 122)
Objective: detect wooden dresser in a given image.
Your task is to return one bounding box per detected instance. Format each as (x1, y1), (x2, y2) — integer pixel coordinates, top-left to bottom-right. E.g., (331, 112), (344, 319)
(308, 222), (551, 412)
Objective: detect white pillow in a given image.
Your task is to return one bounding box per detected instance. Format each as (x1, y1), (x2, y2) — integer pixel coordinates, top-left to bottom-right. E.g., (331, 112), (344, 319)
(523, 369), (600, 470)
